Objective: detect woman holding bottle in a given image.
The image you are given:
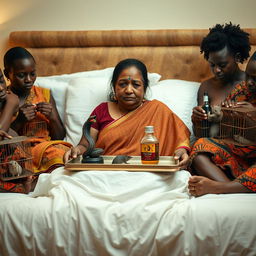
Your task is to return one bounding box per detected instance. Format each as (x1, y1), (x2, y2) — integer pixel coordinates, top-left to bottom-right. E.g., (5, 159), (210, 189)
(189, 24), (256, 196)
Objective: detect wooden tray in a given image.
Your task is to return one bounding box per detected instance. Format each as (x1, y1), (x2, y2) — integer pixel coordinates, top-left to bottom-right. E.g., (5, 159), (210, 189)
(65, 156), (180, 172)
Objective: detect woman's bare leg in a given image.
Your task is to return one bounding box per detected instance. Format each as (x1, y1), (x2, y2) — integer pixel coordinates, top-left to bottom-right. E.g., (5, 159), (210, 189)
(192, 153), (230, 182)
(188, 176), (251, 196)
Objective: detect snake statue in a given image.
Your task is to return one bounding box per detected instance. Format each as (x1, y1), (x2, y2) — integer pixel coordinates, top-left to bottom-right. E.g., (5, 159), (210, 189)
(82, 115), (104, 163)
(82, 115), (132, 164)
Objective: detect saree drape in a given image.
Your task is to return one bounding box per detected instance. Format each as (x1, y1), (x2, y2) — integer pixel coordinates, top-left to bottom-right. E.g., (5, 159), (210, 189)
(23, 86), (71, 173)
(96, 100), (190, 156)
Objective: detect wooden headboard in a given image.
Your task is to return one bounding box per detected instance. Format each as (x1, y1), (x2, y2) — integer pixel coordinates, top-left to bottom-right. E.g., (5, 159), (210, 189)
(8, 29), (256, 82)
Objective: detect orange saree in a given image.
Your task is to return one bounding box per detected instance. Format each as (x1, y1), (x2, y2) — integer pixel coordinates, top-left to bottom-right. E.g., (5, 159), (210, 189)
(22, 86), (71, 173)
(96, 100), (190, 156)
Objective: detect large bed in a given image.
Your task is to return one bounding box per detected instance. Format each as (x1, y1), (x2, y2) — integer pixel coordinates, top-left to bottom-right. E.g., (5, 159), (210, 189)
(1, 29), (256, 256)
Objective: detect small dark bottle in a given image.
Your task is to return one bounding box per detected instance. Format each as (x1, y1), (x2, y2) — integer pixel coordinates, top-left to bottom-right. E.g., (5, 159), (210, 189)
(202, 92), (212, 114)
(201, 92), (211, 137)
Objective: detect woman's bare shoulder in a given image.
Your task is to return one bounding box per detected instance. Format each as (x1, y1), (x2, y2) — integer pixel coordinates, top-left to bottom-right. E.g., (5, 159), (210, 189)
(199, 77), (216, 90)
(5, 91), (19, 106)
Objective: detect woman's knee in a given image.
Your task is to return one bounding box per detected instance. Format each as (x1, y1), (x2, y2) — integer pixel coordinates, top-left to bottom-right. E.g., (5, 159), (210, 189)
(192, 153), (211, 168)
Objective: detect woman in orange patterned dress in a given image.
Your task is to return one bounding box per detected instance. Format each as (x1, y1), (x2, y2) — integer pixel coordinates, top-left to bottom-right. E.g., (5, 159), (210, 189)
(189, 50), (256, 196)
(0, 47), (71, 193)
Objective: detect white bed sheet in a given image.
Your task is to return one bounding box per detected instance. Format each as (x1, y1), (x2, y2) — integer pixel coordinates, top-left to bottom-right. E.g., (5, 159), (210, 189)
(0, 168), (255, 256)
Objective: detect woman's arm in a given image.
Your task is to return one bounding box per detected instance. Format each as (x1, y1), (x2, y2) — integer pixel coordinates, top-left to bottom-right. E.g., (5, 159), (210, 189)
(11, 104), (37, 133)
(174, 148), (190, 170)
(0, 129), (12, 140)
(0, 92), (19, 132)
(192, 82), (208, 122)
(63, 127), (98, 163)
(77, 127), (98, 148)
(36, 94), (66, 140)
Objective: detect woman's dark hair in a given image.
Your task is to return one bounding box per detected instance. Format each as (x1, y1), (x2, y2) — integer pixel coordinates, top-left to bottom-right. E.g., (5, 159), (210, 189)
(200, 22), (251, 63)
(109, 58), (149, 101)
(4, 47), (35, 73)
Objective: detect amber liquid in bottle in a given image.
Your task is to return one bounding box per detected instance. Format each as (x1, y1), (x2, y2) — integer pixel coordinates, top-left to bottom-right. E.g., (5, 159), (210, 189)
(141, 126), (159, 164)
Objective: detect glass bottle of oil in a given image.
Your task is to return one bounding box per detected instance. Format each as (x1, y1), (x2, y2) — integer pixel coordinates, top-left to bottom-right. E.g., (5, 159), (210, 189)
(141, 126), (159, 164)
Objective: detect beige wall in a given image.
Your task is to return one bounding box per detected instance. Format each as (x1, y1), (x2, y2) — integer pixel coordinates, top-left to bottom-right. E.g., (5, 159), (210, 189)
(1, 0), (256, 68)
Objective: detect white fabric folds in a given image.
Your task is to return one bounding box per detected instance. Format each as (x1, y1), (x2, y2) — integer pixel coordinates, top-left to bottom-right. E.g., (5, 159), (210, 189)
(0, 168), (255, 256)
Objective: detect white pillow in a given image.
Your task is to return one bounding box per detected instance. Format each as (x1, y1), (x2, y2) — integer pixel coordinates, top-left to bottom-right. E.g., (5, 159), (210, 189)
(34, 68), (161, 124)
(148, 79), (200, 133)
(64, 77), (110, 145)
(34, 68), (114, 123)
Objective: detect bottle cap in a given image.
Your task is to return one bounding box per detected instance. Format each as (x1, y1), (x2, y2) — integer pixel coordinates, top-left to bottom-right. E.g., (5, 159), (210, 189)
(145, 126), (154, 133)
(203, 92), (209, 101)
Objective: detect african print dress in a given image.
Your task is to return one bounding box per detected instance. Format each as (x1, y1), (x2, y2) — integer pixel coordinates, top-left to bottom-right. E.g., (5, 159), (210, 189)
(191, 82), (256, 192)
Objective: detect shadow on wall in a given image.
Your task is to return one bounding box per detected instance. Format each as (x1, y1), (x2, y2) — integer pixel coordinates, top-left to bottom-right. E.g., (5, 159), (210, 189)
(0, 0), (38, 68)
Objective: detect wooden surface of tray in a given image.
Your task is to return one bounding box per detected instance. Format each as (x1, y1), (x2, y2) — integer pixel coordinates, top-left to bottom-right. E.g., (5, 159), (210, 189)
(65, 156), (180, 172)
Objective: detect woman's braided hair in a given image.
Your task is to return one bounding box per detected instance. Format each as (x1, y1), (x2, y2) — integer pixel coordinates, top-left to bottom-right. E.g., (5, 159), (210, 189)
(200, 22), (251, 63)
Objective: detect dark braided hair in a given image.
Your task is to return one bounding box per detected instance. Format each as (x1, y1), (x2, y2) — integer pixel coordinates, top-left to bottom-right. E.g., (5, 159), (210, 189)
(201, 22), (251, 63)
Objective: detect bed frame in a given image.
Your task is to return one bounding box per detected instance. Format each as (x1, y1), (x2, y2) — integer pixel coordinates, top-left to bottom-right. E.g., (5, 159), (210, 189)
(3, 29), (256, 255)
(9, 29), (256, 82)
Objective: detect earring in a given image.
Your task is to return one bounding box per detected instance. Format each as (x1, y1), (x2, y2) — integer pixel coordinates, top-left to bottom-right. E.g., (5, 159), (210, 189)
(112, 88), (117, 101)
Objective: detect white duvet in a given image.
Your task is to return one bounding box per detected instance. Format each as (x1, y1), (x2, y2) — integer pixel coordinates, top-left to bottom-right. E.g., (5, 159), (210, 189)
(0, 168), (255, 256)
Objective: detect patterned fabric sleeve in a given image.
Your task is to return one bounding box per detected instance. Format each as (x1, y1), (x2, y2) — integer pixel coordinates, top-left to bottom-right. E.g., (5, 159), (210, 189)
(226, 81), (248, 102)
